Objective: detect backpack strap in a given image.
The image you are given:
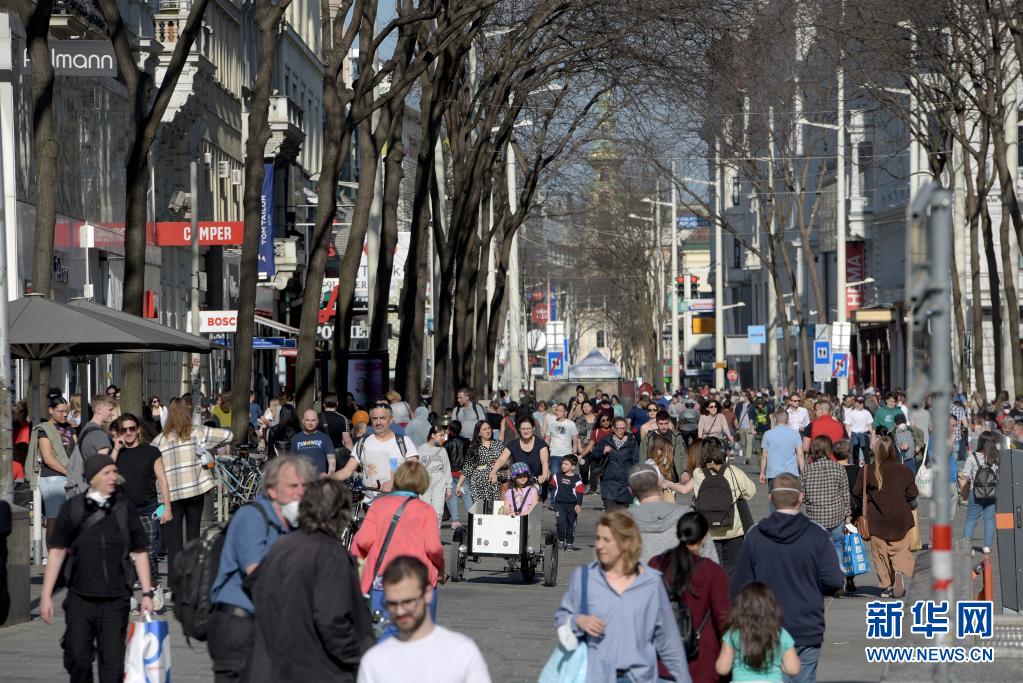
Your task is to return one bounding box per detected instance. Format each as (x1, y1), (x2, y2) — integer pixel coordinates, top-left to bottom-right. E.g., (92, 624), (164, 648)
(396, 435), (407, 459)
(371, 497), (414, 581)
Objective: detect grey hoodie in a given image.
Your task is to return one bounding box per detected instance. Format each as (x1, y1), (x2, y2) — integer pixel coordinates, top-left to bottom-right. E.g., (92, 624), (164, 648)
(633, 501), (720, 564)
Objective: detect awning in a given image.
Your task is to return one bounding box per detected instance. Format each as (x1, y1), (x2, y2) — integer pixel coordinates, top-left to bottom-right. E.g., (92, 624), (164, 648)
(255, 315), (300, 335)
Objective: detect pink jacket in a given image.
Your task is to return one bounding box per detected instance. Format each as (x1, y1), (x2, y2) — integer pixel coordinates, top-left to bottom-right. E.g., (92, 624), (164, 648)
(351, 494), (445, 594)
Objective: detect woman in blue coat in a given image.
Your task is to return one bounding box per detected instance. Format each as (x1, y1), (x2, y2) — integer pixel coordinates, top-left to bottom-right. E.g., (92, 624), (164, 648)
(594, 417), (639, 511)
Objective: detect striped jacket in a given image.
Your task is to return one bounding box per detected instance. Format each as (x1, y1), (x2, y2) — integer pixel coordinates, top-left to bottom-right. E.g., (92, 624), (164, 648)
(151, 426), (232, 501)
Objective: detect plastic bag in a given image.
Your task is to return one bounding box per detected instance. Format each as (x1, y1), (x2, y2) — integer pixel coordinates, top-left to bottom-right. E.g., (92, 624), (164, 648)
(123, 614), (171, 683)
(841, 530), (872, 577)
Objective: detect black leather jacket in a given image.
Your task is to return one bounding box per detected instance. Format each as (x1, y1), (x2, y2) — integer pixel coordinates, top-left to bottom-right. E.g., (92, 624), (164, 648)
(445, 434), (469, 472)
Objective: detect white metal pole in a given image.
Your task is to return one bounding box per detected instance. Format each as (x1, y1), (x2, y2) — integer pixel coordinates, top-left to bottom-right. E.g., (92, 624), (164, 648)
(836, 60), (849, 396)
(653, 179), (662, 367)
(505, 139), (524, 396)
(190, 160), (202, 425)
(0, 86), (15, 507)
(714, 141), (725, 390)
(670, 161), (679, 392)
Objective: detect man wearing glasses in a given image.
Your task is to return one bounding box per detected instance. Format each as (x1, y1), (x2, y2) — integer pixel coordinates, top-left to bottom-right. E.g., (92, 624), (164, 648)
(110, 414), (173, 611)
(358, 556), (491, 682)
(786, 394), (811, 436)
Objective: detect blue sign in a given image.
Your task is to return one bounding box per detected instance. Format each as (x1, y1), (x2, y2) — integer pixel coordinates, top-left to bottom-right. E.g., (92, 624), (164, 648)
(814, 341), (831, 364)
(832, 352), (849, 378)
(258, 163), (275, 279)
(547, 350), (565, 377)
(747, 325), (766, 345)
(253, 337), (297, 350)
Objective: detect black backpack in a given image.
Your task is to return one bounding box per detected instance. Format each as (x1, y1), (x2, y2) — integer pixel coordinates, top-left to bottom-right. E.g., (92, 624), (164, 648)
(663, 559), (711, 661)
(971, 453), (999, 502)
(694, 467), (735, 528)
(171, 502), (270, 642)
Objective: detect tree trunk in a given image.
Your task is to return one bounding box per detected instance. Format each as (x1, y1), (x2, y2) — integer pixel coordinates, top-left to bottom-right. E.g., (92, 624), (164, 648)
(368, 109), (405, 352)
(992, 135), (1023, 394)
(22, 0), (57, 298)
(431, 168), (455, 412)
(471, 190), (495, 393)
(230, 0), (286, 441)
(980, 204), (1004, 393)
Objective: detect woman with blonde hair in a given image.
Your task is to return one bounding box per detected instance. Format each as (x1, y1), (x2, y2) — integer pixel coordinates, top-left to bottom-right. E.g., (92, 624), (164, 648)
(387, 389), (413, 428)
(852, 434), (918, 599)
(555, 510), (688, 682)
(150, 398), (232, 577)
(67, 394), (82, 429)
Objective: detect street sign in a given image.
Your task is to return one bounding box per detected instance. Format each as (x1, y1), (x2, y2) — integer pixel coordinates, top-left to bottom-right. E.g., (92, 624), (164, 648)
(253, 337), (297, 350)
(155, 221), (245, 246)
(531, 304), (549, 327)
(688, 299), (715, 312)
(813, 340), (831, 383)
(832, 321), (852, 353)
(547, 350), (565, 377)
(726, 369), (738, 383)
(747, 325), (766, 345)
(832, 352), (849, 379)
(713, 361), (727, 369)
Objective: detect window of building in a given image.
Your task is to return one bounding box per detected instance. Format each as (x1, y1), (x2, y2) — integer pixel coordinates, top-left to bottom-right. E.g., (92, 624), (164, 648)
(733, 236), (741, 268)
(596, 330), (606, 348)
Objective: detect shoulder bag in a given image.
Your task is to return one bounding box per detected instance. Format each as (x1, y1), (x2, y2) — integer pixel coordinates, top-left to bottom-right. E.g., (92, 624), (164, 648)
(914, 441), (933, 498)
(727, 466), (755, 532)
(855, 467), (871, 541)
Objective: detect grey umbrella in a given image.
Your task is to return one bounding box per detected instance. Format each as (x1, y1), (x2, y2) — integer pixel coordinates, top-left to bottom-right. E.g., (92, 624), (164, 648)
(8, 294), (218, 360)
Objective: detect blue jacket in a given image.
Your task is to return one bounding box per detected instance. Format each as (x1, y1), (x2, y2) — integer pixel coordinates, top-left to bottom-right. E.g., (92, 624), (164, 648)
(210, 495), (288, 611)
(556, 562), (690, 683)
(595, 434), (639, 504)
(730, 511), (845, 647)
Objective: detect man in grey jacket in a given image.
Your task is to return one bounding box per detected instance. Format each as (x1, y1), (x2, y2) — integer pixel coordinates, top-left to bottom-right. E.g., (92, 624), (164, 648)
(629, 463), (718, 564)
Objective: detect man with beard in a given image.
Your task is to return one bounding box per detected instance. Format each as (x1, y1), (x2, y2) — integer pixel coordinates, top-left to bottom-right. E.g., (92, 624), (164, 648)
(356, 556), (491, 682)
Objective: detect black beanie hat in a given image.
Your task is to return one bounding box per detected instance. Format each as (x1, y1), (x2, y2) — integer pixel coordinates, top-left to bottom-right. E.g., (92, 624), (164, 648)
(84, 454), (116, 485)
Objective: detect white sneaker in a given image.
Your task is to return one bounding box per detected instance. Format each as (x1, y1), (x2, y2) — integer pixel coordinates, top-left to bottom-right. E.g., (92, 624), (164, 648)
(982, 546), (992, 554)
(152, 585), (165, 612)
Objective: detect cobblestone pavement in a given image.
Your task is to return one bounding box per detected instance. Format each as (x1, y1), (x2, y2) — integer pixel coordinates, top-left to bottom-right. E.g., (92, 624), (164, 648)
(2, 462), (1018, 682)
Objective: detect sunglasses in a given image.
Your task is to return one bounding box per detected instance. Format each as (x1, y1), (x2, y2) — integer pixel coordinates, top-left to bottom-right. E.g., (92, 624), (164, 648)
(121, 425), (139, 432)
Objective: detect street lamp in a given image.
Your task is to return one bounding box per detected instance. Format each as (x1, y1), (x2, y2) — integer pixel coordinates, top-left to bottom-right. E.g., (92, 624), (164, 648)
(641, 169), (680, 392)
(798, 112), (848, 394)
(721, 302), (746, 311)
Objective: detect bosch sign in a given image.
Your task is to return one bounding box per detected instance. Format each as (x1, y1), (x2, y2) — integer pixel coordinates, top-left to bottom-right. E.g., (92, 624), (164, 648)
(200, 311), (238, 333)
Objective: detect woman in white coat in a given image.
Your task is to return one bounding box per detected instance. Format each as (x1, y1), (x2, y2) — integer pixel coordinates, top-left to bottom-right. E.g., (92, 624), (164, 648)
(417, 424), (452, 530)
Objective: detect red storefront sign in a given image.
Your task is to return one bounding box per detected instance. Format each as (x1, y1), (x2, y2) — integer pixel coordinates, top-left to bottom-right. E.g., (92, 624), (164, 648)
(846, 241), (865, 311)
(155, 222), (244, 246)
(531, 304), (549, 327)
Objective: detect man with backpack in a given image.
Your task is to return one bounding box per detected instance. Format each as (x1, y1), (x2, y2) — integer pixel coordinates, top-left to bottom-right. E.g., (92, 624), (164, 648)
(206, 455), (316, 682)
(629, 463), (718, 563)
(731, 474), (845, 683)
(39, 454), (154, 683)
(62, 395), (117, 497)
(451, 388), (486, 439)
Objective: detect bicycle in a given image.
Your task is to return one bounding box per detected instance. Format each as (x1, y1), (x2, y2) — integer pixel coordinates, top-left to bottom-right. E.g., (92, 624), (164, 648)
(339, 478), (383, 550)
(214, 443), (266, 514)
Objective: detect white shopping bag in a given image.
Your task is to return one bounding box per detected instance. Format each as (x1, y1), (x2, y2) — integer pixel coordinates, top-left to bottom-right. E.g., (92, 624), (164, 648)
(124, 613), (172, 683)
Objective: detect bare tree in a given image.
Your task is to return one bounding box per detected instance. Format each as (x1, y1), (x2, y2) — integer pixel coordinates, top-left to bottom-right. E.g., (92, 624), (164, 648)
(97, 0), (212, 414)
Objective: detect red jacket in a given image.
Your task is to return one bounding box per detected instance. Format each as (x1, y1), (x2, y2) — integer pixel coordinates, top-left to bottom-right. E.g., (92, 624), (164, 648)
(352, 494), (445, 594)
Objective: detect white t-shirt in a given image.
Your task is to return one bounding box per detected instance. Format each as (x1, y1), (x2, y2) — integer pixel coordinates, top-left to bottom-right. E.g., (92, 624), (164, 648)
(844, 407), (872, 434)
(545, 417), (576, 457)
(358, 433), (419, 500)
(787, 406), (811, 432)
(357, 625), (492, 683)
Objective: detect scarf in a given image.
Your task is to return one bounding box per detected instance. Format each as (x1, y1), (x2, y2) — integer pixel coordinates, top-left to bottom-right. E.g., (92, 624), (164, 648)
(612, 434), (628, 450)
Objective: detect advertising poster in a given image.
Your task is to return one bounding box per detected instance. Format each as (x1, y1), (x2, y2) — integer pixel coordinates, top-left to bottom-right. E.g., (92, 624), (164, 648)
(347, 353), (388, 406)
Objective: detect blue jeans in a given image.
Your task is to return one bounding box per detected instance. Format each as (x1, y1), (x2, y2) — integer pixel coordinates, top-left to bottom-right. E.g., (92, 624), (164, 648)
(784, 644), (821, 683)
(963, 489), (996, 549)
(446, 475), (473, 523)
(901, 456), (917, 474)
(38, 475), (67, 518)
(850, 432), (870, 465)
(829, 523), (846, 566)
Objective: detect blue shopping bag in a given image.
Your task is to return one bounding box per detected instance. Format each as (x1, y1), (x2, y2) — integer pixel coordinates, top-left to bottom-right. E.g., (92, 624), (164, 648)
(841, 531), (872, 577)
(539, 641), (588, 683)
(123, 615), (171, 683)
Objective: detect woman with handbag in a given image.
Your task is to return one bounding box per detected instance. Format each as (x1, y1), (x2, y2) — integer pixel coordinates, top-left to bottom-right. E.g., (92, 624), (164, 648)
(150, 398), (231, 579)
(691, 438), (756, 579)
(649, 511), (730, 683)
(852, 435), (918, 599)
(352, 461), (444, 641)
(960, 431), (1000, 555)
(697, 401), (733, 443)
(553, 511), (689, 683)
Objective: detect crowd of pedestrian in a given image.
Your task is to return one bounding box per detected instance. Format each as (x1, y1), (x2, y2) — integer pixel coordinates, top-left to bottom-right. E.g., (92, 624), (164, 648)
(14, 378), (1012, 682)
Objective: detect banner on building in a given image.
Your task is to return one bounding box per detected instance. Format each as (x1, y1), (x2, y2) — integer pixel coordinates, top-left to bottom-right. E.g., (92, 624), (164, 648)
(22, 40), (117, 77)
(259, 164), (275, 279)
(846, 241), (865, 312)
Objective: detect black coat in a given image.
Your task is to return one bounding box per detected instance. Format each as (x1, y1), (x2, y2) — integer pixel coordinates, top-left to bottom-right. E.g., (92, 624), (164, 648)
(595, 434), (639, 503)
(247, 530), (375, 682)
(445, 434), (469, 472)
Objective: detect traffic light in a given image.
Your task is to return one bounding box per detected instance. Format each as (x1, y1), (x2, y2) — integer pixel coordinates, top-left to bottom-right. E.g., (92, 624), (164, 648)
(675, 275), (685, 296)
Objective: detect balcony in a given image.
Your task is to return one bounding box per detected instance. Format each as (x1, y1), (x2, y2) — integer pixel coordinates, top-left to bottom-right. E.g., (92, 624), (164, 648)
(265, 96), (305, 161)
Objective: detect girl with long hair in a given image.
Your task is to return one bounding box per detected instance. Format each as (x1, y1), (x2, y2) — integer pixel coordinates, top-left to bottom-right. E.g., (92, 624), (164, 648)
(716, 581), (799, 682)
(455, 420), (504, 504)
(266, 403), (301, 459)
(29, 391), (77, 546)
(692, 437), (756, 577)
(852, 434), (919, 598)
(150, 397), (232, 578)
(650, 511), (730, 683)
(961, 430), (1001, 554)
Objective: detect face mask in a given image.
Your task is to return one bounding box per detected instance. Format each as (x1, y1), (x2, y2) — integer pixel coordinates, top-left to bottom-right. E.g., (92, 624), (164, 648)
(280, 500), (300, 527)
